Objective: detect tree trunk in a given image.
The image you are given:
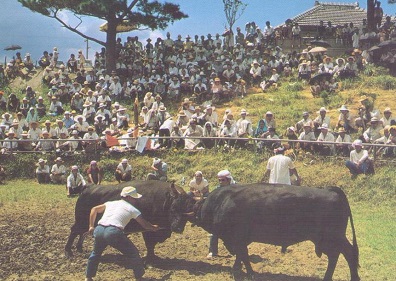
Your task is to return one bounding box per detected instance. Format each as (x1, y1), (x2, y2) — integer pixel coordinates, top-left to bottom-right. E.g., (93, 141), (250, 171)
(105, 17), (118, 72)
(367, 0), (375, 31)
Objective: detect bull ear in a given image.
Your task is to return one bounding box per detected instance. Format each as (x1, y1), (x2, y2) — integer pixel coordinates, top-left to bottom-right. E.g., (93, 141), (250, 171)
(170, 182), (179, 198)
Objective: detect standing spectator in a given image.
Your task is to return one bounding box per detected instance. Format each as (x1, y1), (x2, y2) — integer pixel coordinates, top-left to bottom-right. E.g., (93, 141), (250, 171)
(87, 160), (103, 185)
(36, 158), (50, 184)
(115, 158), (132, 183)
(188, 171), (209, 199)
(207, 170), (236, 259)
(50, 157), (67, 184)
(146, 158), (167, 181)
(345, 139), (372, 178)
(263, 146), (301, 185)
(85, 186), (160, 281)
(66, 165), (86, 196)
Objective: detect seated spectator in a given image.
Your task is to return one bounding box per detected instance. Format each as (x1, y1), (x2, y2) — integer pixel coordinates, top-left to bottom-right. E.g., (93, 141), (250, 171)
(0, 92), (7, 111)
(66, 165), (86, 196)
(188, 171), (209, 199)
(261, 68), (280, 92)
(116, 107), (130, 129)
(62, 111), (75, 129)
(298, 61), (311, 81)
(36, 158), (50, 184)
(115, 158), (132, 183)
(42, 120), (56, 139)
(70, 93), (84, 113)
(18, 131), (33, 151)
(48, 96), (64, 116)
(35, 131), (55, 151)
(335, 128), (352, 156)
(86, 160), (103, 185)
(50, 157), (67, 184)
(35, 96), (46, 118)
(73, 115), (89, 137)
(183, 119), (203, 149)
(7, 93), (20, 113)
(337, 105), (356, 134)
(249, 60), (262, 87)
(83, 126), (99, 152)
(62, 130), (83, 152)
(1, 112), (13, 129)
(362, 117), (382, 143)
(202, 122), (217, 149)
(345, 139), (373, 178)
(146, 157), (168, 181)
(170, 125), (185, 149)
(313, 107), (331, 137)
(315, 124), (335, 156)
(380, 108), (396, 127)
(298, 123), (316, 152)
(1, 131), (19, 153)
(0, 165), (5, 184)
(28, 121), (42, 142)
(295, 111), (313, 134)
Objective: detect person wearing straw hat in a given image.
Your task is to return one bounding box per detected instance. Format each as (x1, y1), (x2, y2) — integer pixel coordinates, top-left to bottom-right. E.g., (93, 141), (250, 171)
(48, 96), (64, 116)
(313, 107), (331, 137)
(50, 157), (67, 184)
(337, 105), (356, 134)
(35, 131), (55, 151)
(115, 159), (133, 183)
(66, 165), (86, 196)
(36, 158), (50, 184)
(335, 127), (352, 156)
(2, 130), (19, 153)
(345, 139), (372, 178)
(362, 117), (382, 143)
(73, 115), (90, 137)
(28, 121), (42, 142)
(380, 107), (395, 127)
(85, 186), (160, 281)
(315, 124), (335, 155)
(82, 101), (96, 124)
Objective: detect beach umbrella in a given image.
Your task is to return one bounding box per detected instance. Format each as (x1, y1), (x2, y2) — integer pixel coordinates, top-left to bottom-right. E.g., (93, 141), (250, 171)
(308, 46), (327, 53)
(99, 20), (138, 33)
(4, 45), (22, 51)
(309, 72), (333, 85)
(310, 40), (331, 48)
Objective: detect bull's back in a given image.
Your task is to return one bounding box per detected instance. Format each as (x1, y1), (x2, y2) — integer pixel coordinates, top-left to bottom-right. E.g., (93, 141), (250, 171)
(203, 184), (349, 246)
(73, 180), (172, 233)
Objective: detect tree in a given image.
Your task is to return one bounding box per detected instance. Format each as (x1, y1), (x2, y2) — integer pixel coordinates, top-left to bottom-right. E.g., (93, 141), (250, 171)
(222, 0), (247, 49)
(18, 0), (187, 70)
(223, 0), (247, 33)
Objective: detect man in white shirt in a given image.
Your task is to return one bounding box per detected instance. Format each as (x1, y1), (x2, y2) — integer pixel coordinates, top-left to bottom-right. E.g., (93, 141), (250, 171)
(36, 158), (50, 184)
(115, 158), (132, 183)
(188, 171), (209, 198)
(264, 146), (301, 185)
(66, 165), (86, 196)
(50, 157), (67, 184)
(85, 186), (160, 281)
(345, 139), (371, 178)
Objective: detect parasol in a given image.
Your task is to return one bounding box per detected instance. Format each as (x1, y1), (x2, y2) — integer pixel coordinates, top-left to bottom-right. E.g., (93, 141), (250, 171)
(308, 46), (327, 53)
(309, 72), (333, 85)
(4, 45), (22, 51)
(310, 40), (331, 48)
(99, 20), (138, 33)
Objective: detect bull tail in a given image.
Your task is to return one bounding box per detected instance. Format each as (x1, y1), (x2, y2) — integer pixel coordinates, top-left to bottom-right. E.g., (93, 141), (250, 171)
(328, 186), (359, 268)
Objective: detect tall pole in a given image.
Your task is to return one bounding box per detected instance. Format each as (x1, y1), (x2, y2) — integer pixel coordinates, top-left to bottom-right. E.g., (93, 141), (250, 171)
(84, 39), (90, 59)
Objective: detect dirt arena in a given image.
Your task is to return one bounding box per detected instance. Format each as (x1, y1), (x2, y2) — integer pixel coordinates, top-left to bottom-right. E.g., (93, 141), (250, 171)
(0, 198), (357, 281)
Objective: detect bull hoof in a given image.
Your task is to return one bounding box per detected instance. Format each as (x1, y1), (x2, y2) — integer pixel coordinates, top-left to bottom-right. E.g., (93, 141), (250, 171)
(144, 255), (160, 266)
(64, 250), (73, 259)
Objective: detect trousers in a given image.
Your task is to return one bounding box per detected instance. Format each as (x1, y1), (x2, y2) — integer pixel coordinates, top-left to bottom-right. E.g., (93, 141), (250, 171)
(86, 225), (145, 279)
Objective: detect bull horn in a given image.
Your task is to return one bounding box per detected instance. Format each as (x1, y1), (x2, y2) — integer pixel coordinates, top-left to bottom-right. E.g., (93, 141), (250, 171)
(183, 211), (195, 217)
(171, 182), (186, 195)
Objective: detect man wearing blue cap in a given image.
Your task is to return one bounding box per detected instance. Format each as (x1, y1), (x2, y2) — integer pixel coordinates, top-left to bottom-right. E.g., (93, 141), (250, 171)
(85, 186), (160, 281)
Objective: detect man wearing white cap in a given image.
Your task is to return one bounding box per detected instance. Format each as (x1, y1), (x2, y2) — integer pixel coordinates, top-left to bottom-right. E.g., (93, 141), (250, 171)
(115, 159), (132, 183)
(66, 165), (86, 196)
(315, 124), (335, 156)
(313, 107), (331, 137)
(263, 146), (301, 185)
(345, 139), (371, 178)
(85, 186), (160, 281)
(207, 169), (236, 259)
(362, 117), (382, 143)
(50, 157), (67, 184)
(36, 158), (50, 184)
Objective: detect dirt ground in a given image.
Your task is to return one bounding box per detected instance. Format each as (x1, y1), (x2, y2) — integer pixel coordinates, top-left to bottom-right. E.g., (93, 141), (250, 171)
(0, 199), (356, 281)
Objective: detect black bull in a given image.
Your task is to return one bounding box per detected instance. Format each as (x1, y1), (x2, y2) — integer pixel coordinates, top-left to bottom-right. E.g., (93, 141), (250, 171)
(65, 180), (196, 260)
(190, 184), (360, 281)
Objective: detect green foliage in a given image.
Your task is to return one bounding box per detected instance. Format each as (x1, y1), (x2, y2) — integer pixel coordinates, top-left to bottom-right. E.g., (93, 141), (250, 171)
(364, 75), (396, 90)
(284, 82), (304, 92)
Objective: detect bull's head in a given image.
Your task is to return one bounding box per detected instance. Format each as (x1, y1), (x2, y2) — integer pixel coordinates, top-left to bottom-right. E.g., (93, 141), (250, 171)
(168, 183), (196, 233)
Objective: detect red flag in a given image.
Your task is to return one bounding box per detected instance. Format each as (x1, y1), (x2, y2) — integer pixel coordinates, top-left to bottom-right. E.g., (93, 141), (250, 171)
(105, 134), (119, 147)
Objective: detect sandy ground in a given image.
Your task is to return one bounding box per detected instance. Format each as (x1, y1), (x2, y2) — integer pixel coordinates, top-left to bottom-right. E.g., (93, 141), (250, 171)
(0, 199), (355, 281)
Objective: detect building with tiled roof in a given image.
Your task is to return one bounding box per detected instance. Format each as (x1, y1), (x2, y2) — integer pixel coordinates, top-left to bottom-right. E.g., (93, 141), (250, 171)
(291, 1), (367, 28)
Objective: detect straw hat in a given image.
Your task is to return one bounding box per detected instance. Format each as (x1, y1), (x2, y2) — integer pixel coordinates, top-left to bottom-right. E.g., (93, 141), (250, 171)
(338, 105), (349, 112)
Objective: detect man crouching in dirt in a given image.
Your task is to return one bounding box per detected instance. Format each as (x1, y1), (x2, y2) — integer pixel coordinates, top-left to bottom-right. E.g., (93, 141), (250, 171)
(85, 186), (160, 281)
(0, 165), (5, 184)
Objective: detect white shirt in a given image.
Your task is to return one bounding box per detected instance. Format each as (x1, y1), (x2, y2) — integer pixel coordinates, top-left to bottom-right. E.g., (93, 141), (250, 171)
(266, 154), (295, 185)
(98, 200), (141, 230)
(189, 178), (209, 192)
(67, 172), (86, 188)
